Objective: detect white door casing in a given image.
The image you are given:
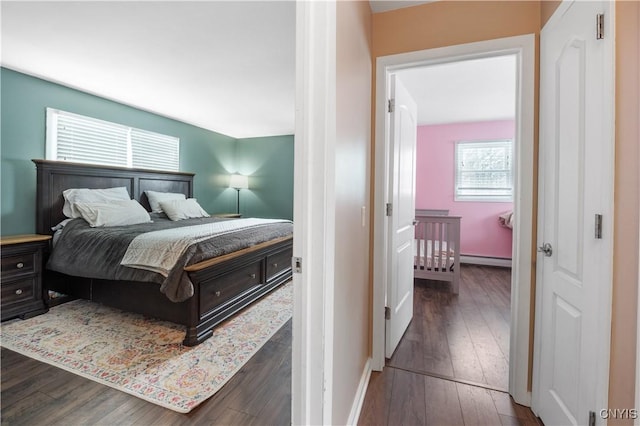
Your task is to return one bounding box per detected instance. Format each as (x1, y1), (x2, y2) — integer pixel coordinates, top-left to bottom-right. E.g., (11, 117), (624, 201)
(292, 1), (337, 424)
(372, 34), (535, 406)
(385, 75), (417, 358)
(532, 1), (614, 425)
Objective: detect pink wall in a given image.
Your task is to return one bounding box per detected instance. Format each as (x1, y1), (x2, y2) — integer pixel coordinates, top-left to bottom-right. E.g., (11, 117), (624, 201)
(416, 119), (515, 259)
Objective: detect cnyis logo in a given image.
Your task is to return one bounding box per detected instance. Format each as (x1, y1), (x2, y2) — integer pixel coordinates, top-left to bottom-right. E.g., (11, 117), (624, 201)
(599, 409), (638, 420)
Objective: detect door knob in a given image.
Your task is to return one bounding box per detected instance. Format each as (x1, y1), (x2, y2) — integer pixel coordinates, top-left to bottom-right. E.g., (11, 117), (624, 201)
(538, 243), (553, 257)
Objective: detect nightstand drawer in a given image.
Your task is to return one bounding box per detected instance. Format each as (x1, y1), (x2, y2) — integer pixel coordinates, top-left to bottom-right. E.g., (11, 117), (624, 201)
(1, 251), (37, 278)
(1, 277), (36, 305)
(1, 234), (50, 321)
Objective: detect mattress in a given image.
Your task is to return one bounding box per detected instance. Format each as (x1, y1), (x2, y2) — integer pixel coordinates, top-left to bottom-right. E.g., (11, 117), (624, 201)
(414, 239), (456, 270)
(47, 214), (293, 302)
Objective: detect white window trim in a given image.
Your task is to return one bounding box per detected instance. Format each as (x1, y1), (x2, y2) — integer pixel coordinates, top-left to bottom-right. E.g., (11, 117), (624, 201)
(454, 138), (514, 202)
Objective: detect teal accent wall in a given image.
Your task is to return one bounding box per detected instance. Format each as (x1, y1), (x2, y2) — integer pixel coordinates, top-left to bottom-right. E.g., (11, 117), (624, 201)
(0, 68), (293, 235)
(235, 135), (294, 220)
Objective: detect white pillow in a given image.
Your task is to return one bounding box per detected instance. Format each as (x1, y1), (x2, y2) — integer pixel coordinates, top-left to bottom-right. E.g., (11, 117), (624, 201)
(74, 200), (152, 227)
(145, 190), (186, 213)
(158, 198), (210, 221)
(63, 187), (130, 218)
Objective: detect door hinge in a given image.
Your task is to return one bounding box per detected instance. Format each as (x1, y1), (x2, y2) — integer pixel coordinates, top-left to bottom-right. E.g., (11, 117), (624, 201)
(589, 411), (596, 426)
(388, 98), (395, 113)
(292, 257), (302, 273)
(595, 214), (603, 239)
(596, 14), (604, 39)
(386, 203), (393, 217)
(385, 306), (391, 319)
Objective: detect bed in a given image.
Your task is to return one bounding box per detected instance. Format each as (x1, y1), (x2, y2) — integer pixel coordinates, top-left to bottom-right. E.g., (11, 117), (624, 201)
(414, 209), (461, 293)
(33, 159), (293, 346)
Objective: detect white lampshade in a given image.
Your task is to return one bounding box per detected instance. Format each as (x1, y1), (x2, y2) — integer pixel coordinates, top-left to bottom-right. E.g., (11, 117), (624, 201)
(229, 173), (248, 190)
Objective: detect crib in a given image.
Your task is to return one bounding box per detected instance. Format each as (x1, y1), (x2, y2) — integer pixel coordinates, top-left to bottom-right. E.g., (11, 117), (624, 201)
(414, 210), (461, 293)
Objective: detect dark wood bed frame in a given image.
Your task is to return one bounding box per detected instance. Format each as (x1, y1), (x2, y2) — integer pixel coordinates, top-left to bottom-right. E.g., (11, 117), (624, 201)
(33, 159), (293, 346)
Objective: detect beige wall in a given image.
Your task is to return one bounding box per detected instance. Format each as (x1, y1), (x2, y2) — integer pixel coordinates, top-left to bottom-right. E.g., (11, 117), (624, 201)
(372, 1), (541, 57)
(334, 1), (372, 424)
(609, 1), (640, 422)
(369, 0), (639, 419)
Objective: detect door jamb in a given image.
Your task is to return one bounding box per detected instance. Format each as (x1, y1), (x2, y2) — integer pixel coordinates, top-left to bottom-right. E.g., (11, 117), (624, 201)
(372, 34), (536, 406)
(292, 1), (336, 424)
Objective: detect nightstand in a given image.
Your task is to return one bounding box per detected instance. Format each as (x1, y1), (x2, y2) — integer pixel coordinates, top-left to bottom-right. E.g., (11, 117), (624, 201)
(214, 213), (242, 218)
(1, 234), (51, 321)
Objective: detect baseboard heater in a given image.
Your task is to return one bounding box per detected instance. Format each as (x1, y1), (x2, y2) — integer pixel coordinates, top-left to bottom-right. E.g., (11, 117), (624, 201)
(460, 255), (512, 268)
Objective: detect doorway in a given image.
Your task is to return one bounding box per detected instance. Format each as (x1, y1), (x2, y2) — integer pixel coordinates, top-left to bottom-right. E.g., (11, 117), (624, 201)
(386, 54), (517, 391)
(372, 34), (536, 405)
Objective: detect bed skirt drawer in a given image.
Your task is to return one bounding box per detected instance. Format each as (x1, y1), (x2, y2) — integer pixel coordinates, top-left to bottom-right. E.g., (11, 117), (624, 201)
(199, 261), (262, 316)
(266, 249), (291, 282)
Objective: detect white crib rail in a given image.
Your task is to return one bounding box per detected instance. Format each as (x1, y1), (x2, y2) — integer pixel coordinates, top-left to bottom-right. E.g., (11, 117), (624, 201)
(414, 213), (461, 293)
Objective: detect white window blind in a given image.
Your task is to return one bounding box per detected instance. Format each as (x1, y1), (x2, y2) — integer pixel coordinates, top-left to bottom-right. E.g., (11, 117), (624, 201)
(131, 128), (180, 171)
(46, 108), (180, 171)
(455, 139), (513, 201)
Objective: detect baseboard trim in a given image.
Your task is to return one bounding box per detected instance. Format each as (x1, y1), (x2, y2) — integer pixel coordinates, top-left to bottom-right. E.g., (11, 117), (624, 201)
(347, 357), (372, 425)
(460, 255), (512, 268)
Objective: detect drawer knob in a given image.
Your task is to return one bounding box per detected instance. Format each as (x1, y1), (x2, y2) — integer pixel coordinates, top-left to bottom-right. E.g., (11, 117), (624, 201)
(16, 262), (24, 269)
(15, 289), (23, 295)
(250, 273), (256, 279)
(272, 263), (278, 268)
(215, 290), (221, 297)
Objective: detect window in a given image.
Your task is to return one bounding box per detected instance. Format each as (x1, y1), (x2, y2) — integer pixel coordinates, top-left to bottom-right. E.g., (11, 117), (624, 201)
(46, 108), (180, 171)
(455, 139), (513, 201)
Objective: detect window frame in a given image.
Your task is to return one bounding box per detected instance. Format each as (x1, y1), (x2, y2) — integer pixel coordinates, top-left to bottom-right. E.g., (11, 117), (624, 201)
(454, 138), (514, 202)
(45, 108), (180, 172)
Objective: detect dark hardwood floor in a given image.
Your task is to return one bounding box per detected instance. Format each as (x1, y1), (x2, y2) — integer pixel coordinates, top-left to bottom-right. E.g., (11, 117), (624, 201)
(3, 265), (540, 425)
(1, 320), (292, 425)
(358, 367), (541, 426)
(389, 265), (511, 391)
(359, 264), (542, 426)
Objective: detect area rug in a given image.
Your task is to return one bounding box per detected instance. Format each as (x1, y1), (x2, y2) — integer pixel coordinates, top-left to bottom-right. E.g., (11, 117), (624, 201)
(0, 282), (292, 413)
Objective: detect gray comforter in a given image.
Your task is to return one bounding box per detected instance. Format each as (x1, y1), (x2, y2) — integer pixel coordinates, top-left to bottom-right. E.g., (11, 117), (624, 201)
(47, 215), (293, 302)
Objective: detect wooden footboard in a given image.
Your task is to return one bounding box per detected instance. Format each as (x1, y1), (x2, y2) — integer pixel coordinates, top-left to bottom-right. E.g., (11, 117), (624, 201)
(414, 212), (461, 293)
(44, 236), (292, 346)
(183, 236), (292, 346)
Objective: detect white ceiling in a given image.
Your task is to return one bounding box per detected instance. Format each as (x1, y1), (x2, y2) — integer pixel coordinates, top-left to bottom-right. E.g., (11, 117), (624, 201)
(1, 1), (296, 139)
(397, 55), (517, 126)
(2, 1), (514, 139)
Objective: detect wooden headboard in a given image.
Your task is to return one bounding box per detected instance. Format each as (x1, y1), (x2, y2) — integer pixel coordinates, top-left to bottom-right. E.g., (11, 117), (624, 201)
(33, 159), (195, 235)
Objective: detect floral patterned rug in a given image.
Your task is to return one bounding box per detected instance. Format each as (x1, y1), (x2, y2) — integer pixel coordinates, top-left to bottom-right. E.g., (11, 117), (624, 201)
(0, 282), (292, 413)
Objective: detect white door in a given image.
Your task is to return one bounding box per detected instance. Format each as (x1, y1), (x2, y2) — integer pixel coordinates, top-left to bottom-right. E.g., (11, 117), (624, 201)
(534, 1), (613, 425)
(385, 75), (418, 358)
